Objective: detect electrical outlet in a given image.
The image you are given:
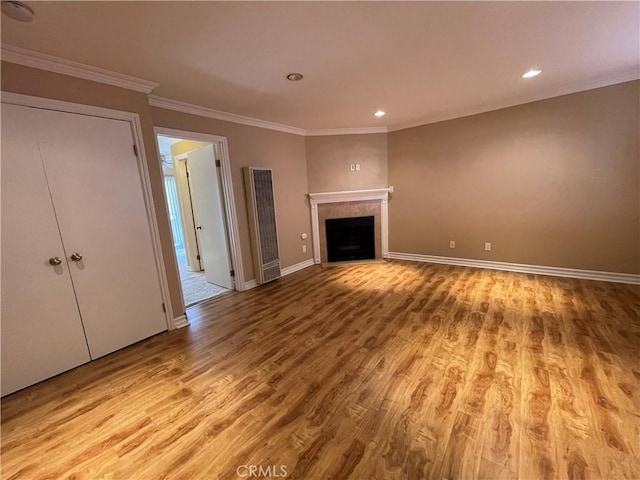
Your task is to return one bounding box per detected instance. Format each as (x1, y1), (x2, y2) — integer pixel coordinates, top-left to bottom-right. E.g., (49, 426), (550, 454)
(349, 164), (356, 172)
(301, 233), (308, 239)
(355, 163), (361, 171)
(485, 242), (492, 251)
(302, 245), (307, 253)
(449, 240), (455, 249)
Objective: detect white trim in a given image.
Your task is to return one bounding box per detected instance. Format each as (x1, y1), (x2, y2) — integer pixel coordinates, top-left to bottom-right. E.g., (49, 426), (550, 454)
(242, 259), (315, 290)
(1, 91), (132, 118)
(388, 252), (640, 285)
(156, 146), (188, 317)
(173, 315), (189, 329)
(150, 95), (307, 136)
(388, 68), (640, 132)
(1, 91), (176, 330)
(153, 127), (247, 293)
(1, 44), (158, 94)
(305, 127), (388, 136)
(309, 188), (391, 264)
(6, 45), (635, 136)
(150, 95), (389, 137)
(130, 113), (177, 331)
(281, 258), (315, 276)
(308, 188), (393, 203)
(243, 279), (259, 290)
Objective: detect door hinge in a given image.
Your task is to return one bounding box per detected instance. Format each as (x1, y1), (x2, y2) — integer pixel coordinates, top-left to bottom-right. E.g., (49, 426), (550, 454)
(230, 269), (235, 277)
(133, 144), (139, 157)
(162, 303), (166, 313)
(196, 254), (201, 261)
(215, 159), (221, 167)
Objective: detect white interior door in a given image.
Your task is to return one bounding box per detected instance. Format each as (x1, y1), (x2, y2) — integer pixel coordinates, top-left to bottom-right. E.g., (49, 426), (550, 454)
(186, 145), (233, 289)
(33, 109), (167, 360)
(1, 104), (91, 396)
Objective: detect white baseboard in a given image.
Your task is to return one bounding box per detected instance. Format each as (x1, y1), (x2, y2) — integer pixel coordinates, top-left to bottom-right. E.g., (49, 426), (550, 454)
(173, 314), (189, 329)
(281, 258), (315, 276)
(388, 252), (640, 285)
(241, 259), (315, 291)
(242, 279), (259, 290)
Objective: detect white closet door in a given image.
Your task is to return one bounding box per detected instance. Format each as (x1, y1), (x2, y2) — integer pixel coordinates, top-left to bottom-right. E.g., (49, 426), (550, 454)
(1, 104), (91, 396)
(33, 109), (166, 359)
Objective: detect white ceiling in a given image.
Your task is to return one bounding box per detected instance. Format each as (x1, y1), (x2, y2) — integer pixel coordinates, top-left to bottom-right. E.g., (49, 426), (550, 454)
(2, 1), (638, 131)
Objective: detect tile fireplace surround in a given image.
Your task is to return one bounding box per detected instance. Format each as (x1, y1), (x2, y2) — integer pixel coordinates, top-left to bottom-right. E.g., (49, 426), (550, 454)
(308, 188), (392, 264)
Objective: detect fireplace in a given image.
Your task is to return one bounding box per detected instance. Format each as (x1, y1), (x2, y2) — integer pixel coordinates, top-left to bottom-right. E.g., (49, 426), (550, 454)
(308, 188), (391, 265)
(326, 216), (375, 262)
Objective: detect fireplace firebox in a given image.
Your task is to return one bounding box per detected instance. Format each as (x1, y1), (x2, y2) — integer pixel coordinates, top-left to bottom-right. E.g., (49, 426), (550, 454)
(325, 216), (375, 262)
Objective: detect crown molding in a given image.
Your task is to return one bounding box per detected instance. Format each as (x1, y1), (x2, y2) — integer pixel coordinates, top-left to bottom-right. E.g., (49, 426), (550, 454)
(1, 44), (158, 94)
(149, 95), (388, 137)
(149, 95), (308, 136)
(388, 67), (640, 132)
(9, 45), (632, 137)
(552, 66), (640, 99)
(305, 126), (388, 136)
(0, 44), (386, 136)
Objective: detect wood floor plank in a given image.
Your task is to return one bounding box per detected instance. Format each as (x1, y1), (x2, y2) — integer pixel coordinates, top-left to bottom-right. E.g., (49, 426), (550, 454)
(2, 261), (639, 479)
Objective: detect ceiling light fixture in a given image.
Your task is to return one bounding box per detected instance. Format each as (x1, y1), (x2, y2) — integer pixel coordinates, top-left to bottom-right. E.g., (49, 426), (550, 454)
(286, 73), (303, 81)
(1, 0), (35, 22)
(522, 69), (542, 79)
(374, 110), (386, 118)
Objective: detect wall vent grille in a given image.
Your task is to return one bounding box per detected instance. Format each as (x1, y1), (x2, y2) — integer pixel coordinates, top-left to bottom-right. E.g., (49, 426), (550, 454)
(244, 167), (281, 284)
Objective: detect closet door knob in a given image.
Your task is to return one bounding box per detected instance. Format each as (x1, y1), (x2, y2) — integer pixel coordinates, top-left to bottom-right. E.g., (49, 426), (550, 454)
(70, 253), (83, 262)
(49, 257), (62, 266)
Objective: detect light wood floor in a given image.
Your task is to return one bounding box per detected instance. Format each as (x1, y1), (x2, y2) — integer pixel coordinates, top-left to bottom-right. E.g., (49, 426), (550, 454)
(2, 261), (640, 479)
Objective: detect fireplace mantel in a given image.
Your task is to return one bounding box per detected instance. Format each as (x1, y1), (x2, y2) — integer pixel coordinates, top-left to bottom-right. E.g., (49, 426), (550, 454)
(308, 187), (393, 204)
(308, 188), (392, 264)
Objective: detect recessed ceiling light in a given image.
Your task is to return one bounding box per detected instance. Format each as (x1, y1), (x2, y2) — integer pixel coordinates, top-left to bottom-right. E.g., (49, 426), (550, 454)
(286, 73), (304, 81)
(374, 110), (386, 118)
(522, 69), (542, 79)
(1, 1), (35, 22)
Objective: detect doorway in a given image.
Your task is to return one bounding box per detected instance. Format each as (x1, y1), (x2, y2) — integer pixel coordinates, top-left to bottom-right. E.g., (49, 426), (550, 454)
(156, 134), (235, 307)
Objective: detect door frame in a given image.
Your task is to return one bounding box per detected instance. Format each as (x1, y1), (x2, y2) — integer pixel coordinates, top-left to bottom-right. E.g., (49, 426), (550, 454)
(154, 127), (246, 295)
(171, 151), (205, 273)
(1, 92), (175, 330)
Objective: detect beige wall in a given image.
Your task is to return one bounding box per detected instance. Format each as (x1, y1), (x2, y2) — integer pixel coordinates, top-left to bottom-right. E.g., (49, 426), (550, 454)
(388, 81), (640, 274)
(3, 59), (636, 309)
(305, 134), (388, 193)
(1, 62), (184, 317)
(151, 107), (312, 281)
(2, 62), (313, 317)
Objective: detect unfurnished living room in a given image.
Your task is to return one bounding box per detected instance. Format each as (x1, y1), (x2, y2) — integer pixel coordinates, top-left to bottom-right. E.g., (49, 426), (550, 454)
(1, 1), (639, 479)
